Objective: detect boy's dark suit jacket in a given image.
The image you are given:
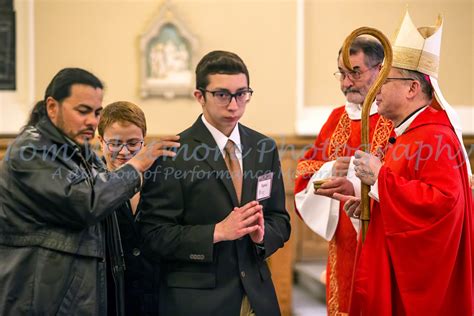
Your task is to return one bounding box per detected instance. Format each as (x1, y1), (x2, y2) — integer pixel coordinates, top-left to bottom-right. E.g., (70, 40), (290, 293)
(139, 116), (291, 316)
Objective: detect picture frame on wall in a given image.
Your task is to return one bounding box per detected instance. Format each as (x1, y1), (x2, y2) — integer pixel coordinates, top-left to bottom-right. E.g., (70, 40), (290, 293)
(139, 3), (198, 99)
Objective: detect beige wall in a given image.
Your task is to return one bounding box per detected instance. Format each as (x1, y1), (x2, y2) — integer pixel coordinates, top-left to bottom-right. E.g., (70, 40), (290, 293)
(35, 0), (296, 135)
(305, 0), (474, 107)
(31, 0), (473, 136)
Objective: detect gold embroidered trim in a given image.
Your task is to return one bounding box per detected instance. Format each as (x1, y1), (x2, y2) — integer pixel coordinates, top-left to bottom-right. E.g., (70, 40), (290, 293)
(328, 112), (351, 160)
(392, 46), (439, 78)
(295, 160), (325, 178)
(370, 115), (393, 162)
(296, 111), (351, 178)
(327, 239), (339, 316)
(297, 112), (392, 178)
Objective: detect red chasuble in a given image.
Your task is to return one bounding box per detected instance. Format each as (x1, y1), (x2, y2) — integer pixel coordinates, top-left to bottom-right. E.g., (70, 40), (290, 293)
(350, 107), (474, 315)
(295, 105), (393, 315)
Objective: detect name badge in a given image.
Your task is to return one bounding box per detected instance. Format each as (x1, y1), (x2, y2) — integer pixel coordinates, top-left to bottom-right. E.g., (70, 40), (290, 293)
(256, 172), (273, 201)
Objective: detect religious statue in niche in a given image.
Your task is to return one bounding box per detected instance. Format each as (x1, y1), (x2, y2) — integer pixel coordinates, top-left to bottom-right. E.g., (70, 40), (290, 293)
(148, 25), (190, 80)
(140, 2), (198, 99)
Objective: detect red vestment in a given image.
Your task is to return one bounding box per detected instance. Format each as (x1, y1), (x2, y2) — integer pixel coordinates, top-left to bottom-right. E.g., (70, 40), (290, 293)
(350, 107), (474, 315)
(294, 105), (393, 315)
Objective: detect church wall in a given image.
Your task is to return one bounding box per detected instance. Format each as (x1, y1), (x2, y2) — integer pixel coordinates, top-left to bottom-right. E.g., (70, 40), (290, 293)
(0, 0), (468, 136)
(304, 0), (473, 108)
(34, 0), (297, 136)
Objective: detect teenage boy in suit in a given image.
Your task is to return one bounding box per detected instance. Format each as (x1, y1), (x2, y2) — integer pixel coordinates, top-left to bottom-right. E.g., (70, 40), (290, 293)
(139, 50), (291, 316)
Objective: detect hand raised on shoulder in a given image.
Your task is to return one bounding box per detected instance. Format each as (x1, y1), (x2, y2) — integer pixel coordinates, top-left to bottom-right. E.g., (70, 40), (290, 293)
(127, 135), (180, 173)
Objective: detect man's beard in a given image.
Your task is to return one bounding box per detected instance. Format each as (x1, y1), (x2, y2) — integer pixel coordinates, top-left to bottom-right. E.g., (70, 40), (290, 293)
(56, 109), (94, 146)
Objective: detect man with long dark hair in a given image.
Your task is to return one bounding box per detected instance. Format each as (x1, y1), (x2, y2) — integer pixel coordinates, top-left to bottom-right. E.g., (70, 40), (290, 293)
(0, 68), (179, 315)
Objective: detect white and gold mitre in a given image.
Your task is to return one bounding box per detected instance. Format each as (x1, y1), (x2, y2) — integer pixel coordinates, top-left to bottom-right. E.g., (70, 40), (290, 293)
(392, 11), (442, 78)
(392, 11), (472, 178)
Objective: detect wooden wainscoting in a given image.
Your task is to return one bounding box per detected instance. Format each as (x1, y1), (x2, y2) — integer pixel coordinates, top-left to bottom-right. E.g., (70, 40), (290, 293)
(0, 136), (15, 161)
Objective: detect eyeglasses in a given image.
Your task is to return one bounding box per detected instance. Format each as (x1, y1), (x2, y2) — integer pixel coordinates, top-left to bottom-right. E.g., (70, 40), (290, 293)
(383, 77), (415, 84)
(333, 64), (380, 81)
(104, 140), (144, 152)
(199, 88), (253, 106)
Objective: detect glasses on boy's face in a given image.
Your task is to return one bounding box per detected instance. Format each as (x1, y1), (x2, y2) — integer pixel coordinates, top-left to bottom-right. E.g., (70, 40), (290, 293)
(104, 140), (144, 153)
(199, 88), (253, 106)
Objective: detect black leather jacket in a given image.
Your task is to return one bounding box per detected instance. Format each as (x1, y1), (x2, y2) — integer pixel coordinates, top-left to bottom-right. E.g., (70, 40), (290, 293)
(0, 117), (141, 315)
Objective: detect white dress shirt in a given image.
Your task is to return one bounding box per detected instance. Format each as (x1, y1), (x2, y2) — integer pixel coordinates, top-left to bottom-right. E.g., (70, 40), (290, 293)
(201, 115), (243, 173)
